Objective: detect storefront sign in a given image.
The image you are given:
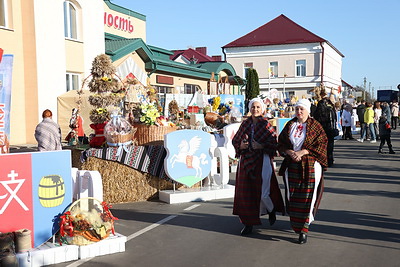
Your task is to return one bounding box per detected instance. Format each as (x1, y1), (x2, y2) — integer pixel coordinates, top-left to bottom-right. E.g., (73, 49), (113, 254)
(0, 150), (72, 248)
(156, 75), (173, 85)
(0, 54), (12, 154)
(104, 12), (134, 33)
(164, 130), (212, 187)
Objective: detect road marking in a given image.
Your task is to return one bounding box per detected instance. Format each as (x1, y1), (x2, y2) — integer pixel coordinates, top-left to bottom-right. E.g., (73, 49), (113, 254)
(127, 215), (177, 241)
(67, 257), (94, 267)
(184, 204), (201, 211)
(66, 215), (178, 267)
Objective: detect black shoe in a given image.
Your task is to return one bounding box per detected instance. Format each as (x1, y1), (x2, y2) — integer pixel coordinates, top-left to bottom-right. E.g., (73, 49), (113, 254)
(298, 233), (307, 244)
(378, 149), (383, 154)
(389, 150), (395, 154)
(268, 211), (276, 226)
(240, 225), (253, 236)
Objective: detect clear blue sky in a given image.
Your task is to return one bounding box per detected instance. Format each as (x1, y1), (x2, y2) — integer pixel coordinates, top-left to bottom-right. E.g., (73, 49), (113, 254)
(112, 0), (400, 91)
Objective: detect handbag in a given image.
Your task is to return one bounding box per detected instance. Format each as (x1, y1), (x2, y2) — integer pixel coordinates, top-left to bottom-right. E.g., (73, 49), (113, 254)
(332, 128), (340, 137)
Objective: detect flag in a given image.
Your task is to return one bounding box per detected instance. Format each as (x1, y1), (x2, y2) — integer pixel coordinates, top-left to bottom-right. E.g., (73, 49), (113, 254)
(0, 54), (13, 154)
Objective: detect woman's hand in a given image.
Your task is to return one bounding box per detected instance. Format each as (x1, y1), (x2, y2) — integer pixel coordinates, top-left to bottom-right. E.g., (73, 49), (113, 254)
(252, 140), (264, 150)
(286, 149), (308, 162)
(240, 134), (249, 150)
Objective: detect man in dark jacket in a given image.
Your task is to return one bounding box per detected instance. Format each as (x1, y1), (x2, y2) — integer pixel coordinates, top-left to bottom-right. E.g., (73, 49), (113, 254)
(314, 95), (337, 167)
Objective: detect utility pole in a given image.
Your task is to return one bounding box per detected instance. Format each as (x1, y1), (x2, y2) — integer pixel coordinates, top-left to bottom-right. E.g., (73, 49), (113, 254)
(363, 77), (367, 100)
(369, 82), (371, 98)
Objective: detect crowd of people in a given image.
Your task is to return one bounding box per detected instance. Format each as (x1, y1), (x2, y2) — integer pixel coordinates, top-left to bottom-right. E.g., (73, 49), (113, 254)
(355, 99), (397, 154)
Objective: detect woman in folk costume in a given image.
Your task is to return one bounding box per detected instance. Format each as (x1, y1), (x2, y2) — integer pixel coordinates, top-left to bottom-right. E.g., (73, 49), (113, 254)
(232, 98), (284, 236)
(277, 99), (328, 244)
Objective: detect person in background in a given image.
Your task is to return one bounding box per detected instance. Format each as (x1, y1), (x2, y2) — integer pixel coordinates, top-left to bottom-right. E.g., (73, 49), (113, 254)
(356, 100), (370, 140)
(378, 115), (395, 154)
(341, 104), (354, 140)
(358, 102), (376, 143)
(34, 109), (62, 151)
(390, 99), (398, 130)
(373, 101), (382, 140)
(313, 93), (337, 167)
(381, 102), (391, 127)
(232, 98), (284, 236)
(278, 99), (328, 244)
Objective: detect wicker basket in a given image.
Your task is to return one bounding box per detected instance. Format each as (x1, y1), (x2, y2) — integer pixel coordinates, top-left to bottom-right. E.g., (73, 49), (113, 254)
(133, 124), (176, 146)
(106, 131), (135, 144)
(64, 197), (114, 246)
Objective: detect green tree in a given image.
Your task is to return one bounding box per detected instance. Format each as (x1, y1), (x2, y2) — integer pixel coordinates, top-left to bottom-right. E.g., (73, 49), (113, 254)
(245, 68), (260, 112)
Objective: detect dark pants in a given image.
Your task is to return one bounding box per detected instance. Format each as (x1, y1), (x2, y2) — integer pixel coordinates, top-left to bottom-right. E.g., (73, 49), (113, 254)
(379, 135), (393, 151)
(327, 135), (334, 166)
(391, 116), (398, 129)
(342, 126), (353, 139)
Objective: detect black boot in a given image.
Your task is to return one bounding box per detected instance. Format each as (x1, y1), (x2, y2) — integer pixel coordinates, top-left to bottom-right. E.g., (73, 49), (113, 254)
(298, 233), (307, 244)
(378, 148), (383, 154)
(240, 225), (253, 236)
(389, 145), (395, 154)
(268, 210), (276, 226)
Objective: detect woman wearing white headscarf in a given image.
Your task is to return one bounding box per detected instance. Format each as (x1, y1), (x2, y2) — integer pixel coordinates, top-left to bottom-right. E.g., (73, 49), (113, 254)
(278, 99), (328, 244)
(232, 98), (284, 236)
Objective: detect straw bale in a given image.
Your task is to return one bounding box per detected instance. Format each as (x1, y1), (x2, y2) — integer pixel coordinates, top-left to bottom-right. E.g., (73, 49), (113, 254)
(81, 157), (196, 204)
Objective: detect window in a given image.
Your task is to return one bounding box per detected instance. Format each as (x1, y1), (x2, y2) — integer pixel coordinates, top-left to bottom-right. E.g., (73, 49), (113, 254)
(296, 60), (306, 77)
(0, 0), (8, 28)
(184, 83), (200, 94)
(66, 73), (80, 91)
(244, 62), (253, 78)
(269, 62), (278, 78)
(64, 1), (78, 39)
(155, 85), (173, 94)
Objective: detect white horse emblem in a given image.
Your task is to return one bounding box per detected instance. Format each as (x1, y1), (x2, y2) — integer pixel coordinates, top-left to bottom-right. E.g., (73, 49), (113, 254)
(170, 136), (208, 178)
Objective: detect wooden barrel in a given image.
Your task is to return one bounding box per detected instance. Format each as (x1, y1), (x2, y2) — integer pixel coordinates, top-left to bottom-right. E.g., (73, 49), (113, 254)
(38, 175), (65, 207)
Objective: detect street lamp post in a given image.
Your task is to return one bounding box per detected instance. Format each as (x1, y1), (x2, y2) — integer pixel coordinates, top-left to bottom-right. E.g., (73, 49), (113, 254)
(283, 73), (287, 101)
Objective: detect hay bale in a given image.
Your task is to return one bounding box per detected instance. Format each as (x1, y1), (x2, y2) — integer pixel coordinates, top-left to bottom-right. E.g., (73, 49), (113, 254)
(81, 157), (190, 204)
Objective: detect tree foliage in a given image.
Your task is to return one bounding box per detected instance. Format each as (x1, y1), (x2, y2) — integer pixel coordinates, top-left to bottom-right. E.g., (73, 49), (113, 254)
(245, 68), (260, 113)
(245, 68), (260, 101)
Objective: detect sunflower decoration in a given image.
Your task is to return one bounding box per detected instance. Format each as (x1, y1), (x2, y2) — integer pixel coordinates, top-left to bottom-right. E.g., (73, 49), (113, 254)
(89, 108), (109, 124)
(139, 102), (160, 125)
(86, 54), (125, 126)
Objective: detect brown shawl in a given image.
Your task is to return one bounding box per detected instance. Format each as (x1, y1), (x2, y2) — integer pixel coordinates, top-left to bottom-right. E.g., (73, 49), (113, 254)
(278, 117), (328, 176)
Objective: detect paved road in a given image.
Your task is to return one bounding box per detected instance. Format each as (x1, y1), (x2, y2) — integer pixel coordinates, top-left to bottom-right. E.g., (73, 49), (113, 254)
(53, 130), (399, 267)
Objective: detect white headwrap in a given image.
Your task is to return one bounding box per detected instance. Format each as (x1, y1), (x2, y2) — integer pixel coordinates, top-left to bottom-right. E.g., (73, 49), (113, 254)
(295, 99), (311, 113)
(248, 98), (266, 113)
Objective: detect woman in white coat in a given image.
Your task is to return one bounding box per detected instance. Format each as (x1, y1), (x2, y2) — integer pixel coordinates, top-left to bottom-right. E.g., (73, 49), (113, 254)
(341, 104), (354, 140)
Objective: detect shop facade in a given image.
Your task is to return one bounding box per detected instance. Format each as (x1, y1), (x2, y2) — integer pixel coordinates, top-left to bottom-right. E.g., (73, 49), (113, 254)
(1, 0), (237, 145)
(0, 0), (105, 145)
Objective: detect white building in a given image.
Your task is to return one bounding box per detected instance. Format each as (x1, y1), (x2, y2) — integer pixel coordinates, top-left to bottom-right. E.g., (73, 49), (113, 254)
(223, 14), (344, 100)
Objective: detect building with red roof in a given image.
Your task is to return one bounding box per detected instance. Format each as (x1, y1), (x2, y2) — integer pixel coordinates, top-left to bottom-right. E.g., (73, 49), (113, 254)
(223, 14), (345, 100)
(170, 47), (222, 64)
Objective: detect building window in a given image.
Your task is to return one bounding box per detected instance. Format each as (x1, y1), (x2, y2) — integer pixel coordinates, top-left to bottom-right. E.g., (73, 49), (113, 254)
(64, 1), (78, 39)
(296, 60), (306, 77)
(66, 73), (80, 91)
(269, 62), (278, 78)
(155, 85), (173, 94)
(0, 0), (8, 28)
(244, 62), (253, 78)
(184, 83), (200, 94)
